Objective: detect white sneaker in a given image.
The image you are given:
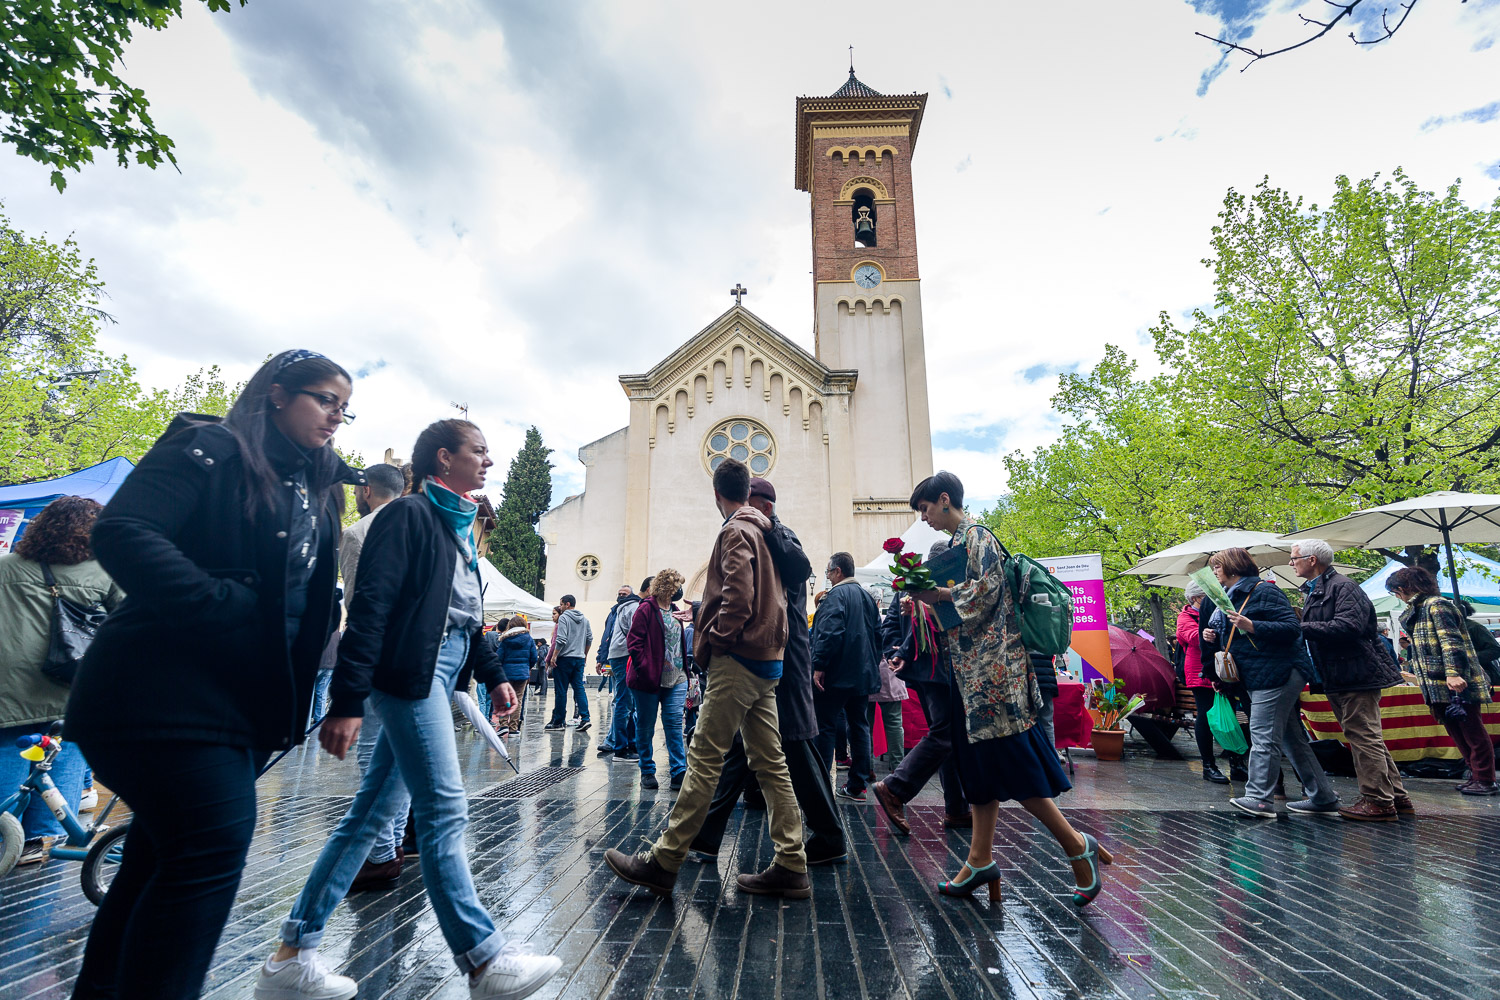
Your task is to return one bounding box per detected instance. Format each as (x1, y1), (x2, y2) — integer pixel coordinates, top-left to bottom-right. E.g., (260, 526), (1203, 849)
(254, 950), (358, 1000)
(78, 788), (99, 812)
(469, 943), (563, 999)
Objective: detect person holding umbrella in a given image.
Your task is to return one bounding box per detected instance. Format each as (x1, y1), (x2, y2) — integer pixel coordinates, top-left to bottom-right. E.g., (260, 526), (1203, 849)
(1386, 566), (1496, 796)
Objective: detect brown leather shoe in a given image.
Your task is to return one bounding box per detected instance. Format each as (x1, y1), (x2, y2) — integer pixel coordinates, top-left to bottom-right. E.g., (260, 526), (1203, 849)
(348, 856), (402, 892)
(943, 813), (973, 829)
(1392, 795), (1416, 816)
(735, 862), (811, 899)
(605, 848), (677, 896)
(1337, 796), (1397, 822)
(872, 781), (911, 836)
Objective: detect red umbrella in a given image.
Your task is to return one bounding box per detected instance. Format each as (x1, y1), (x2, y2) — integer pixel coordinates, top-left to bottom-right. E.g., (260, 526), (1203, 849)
(1107, 625), (1176, 714)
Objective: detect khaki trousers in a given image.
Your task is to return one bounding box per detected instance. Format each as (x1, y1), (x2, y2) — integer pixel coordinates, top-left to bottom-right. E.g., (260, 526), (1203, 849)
(1326, 689), (1407, 806)
(652, 654), (806, 874)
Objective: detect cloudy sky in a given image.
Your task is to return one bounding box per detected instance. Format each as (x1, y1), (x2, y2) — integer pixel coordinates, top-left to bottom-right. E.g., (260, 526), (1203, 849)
(4, 0), (1498, 508)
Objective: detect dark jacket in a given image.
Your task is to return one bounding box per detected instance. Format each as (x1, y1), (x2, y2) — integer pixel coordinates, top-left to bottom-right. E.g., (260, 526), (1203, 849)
(1218, 577), (1314, 692)
(66, 414), (362, 752)
(766, 515), (816, 741)
(1299, 570), (1402, 693)
(810, 579), (880, 694)
(1467, 619), (1500, 667)
(327, 492), (503, 717)
(879, 596), (949, 686)
(598, 601), (621, 665)
(625, 600), (688, 692)
(497, 627), (538, 684)
(1029, 651), (1058, 697)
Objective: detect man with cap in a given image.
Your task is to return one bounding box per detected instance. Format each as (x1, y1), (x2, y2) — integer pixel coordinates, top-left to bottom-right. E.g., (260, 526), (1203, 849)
(689, 477), (847, 865)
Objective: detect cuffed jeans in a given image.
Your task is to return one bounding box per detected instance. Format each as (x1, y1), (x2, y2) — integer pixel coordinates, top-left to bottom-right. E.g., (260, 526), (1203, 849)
(884, 678), (967, 817)
(311, 667), (334, 724)
(1245, 669), (1337, 806)
(0, 723), (86, 839)
(605, 656), (636, 750)
(1326, 689), (1407, 806)
(355, 702), (409, 864)
(280, 628), (504, 974)
(634, 681), (688, 777)
(694, 735), (845, 859)
(814, 686), (874, 795)
(652, 655), (806, 873)
(550, 656), (590, 724)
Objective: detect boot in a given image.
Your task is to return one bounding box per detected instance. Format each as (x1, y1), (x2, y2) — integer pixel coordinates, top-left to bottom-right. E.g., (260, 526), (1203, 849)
(736, 862), (811, 899)
(348, 855), (402, 893)
(604, 848), (677, 896)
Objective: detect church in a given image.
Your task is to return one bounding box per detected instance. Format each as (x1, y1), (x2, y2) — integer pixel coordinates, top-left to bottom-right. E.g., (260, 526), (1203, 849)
(538, 71), (936, 623)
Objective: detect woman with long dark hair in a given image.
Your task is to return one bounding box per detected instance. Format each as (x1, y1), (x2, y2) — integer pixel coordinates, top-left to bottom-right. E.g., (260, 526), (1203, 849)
(0, 497), (122, 862)
(258, 418), (562, 1000)
(65, 350), (362, 999)
(907, 471), (1111, 907)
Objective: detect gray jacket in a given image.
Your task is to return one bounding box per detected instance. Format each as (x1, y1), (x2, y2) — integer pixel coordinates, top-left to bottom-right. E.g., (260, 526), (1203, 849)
(554, 607), (593, 658)
(608, 596), (644, 659)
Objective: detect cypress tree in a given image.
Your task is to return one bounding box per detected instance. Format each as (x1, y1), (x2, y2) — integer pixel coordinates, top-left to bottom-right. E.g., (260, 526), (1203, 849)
(486, 426), (553, 598)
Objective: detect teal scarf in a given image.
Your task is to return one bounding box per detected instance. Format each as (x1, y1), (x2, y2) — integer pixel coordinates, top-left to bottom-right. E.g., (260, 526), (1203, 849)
(424, 478), (479, 570)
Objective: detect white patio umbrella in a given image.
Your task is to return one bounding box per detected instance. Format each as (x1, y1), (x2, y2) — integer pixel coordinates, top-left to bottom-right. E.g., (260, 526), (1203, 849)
(1123, 528), (1297, 580)
(1281, 491), (1500, 601)
(1143, 559), (1363, 593)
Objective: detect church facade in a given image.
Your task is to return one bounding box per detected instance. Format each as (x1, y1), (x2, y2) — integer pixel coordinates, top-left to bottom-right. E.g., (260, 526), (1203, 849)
(538, 71), (935, 622)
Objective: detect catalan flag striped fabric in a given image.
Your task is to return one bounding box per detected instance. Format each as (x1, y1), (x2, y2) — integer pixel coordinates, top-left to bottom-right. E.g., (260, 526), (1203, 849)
(1300, 684), (1500, 761)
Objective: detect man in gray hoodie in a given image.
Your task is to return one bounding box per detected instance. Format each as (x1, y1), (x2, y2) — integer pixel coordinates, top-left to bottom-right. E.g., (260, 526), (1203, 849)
(546, 596), (594, 732)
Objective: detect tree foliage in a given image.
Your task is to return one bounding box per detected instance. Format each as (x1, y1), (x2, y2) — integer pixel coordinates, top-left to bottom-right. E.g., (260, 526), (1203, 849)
(0, 0), (246, 192)
(485, 426), (553, 599)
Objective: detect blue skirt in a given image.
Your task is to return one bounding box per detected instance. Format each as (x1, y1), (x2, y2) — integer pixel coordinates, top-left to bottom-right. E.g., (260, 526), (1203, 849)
(950, 683), (1071, 805)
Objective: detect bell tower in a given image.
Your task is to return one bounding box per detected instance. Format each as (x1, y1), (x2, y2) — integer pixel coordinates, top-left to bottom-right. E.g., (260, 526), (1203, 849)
(796, 68), (934, 515)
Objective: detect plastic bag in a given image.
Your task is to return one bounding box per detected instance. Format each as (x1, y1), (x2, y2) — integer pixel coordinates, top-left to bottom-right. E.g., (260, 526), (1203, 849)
(1207, 693), (1249, 755)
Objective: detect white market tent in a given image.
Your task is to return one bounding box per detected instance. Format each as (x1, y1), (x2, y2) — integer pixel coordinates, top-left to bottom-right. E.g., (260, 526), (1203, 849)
(855, 518), (951, 603)
(477, 559), (553, 622)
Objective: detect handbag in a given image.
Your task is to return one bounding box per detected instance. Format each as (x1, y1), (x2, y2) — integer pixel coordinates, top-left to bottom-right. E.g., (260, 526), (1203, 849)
(39, 561), (109, 686)
(1212, 584), (1262, 686)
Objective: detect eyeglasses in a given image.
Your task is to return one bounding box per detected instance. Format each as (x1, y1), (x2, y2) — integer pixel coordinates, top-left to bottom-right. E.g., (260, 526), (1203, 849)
(293, 389), (356, 424)
(1289, 554), (1316, 563)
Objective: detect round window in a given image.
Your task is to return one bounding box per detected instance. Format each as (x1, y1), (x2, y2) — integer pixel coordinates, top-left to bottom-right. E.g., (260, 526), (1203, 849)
(576, 555), (600, 581)
(704, 418), (775, 478)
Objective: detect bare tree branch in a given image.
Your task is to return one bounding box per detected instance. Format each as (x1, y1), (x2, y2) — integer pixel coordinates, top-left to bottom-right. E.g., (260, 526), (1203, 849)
(1196, 0), (1429, 69)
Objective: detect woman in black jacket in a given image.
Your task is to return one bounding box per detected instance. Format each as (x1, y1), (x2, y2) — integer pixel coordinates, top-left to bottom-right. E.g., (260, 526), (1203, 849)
(257, 418), (561, 1000)
(66, 350), (362, 1000)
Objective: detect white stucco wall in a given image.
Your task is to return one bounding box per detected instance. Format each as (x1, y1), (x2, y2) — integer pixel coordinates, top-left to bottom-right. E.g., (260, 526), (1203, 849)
(537, 426), (629, 628)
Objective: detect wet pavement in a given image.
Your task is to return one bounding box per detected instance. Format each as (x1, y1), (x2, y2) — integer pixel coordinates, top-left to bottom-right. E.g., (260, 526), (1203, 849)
(4, 686), (1499, 1000)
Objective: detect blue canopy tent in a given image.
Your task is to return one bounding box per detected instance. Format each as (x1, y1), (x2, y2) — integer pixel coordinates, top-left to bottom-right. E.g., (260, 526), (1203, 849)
(0, 457), (135, 553)
(1359, 546), (1500, 614)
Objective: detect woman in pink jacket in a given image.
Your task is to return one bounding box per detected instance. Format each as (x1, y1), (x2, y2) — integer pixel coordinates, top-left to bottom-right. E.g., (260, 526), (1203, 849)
(1177, 582), (1228, 784)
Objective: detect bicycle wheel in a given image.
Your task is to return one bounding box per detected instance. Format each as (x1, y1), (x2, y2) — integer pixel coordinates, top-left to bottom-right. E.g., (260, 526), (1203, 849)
(0, 812), (22, 878)
(82, 823), (129, 906)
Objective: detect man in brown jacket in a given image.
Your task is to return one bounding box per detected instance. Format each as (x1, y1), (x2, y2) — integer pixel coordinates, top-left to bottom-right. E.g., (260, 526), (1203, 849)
(606, 458), (809, 898)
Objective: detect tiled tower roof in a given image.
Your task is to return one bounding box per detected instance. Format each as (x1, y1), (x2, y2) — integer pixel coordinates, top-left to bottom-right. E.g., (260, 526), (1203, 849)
(829, 69), (882, 99)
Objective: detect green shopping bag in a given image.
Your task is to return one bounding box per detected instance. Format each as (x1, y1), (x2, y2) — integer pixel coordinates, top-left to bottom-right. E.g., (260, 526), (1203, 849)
(1207, 693), (1248, 755)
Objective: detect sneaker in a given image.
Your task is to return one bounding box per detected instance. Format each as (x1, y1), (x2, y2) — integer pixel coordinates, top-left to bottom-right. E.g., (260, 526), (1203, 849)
(1337, 796), (1398, 822)
(641, 773), (659, 790)
(568, 716), (581, 727)
(596, 745), (617, 758)
(835, 757), (852, 771)
(670, 773), (683, 791)
(1460, 781), (1499, 796)
(254, 950), (357, 1000)
(78, 788), (99, 812)
(612, 748), (637, 761)
(604, 848), (677, 895)
(835, 784), (866, 803)
(576, 719), (591, 733)
(1286, 798), (1340, 816)
(1229, 796), (1277, 819)
(736, 862), (811, 899)
(17, 838), (51, 865)
(543, 721), (565, 731)
(469, 943), (563, 1000)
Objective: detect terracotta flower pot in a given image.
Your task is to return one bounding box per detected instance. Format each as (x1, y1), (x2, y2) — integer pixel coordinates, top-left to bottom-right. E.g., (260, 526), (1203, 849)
(1091, 728), (1124, 761)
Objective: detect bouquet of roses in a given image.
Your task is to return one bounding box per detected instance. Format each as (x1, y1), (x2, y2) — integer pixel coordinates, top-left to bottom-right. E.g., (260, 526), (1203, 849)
(884, 537), (936, 593)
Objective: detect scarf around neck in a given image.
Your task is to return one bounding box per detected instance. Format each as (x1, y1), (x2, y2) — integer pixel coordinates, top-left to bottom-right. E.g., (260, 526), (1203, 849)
(424, 477), (479, 570)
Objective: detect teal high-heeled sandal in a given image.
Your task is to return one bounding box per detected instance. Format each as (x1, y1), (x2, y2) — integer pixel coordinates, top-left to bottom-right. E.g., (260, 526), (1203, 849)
(1067, 833), (1112, 908)
(937, 861), (1002, 901)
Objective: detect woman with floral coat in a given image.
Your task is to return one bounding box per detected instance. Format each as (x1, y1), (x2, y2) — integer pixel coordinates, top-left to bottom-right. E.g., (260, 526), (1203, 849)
(909, 471), (1111, 907)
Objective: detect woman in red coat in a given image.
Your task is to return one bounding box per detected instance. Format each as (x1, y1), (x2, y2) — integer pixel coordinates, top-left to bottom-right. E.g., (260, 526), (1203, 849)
(1177, 582), (1228, 784)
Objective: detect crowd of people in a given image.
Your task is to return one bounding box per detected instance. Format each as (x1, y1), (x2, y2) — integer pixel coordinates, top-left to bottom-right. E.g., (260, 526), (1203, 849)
(1, 346), (1496, 999)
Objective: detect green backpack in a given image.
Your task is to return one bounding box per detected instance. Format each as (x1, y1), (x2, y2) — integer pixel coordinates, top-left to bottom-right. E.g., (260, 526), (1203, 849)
(969, 525), (1075, 656)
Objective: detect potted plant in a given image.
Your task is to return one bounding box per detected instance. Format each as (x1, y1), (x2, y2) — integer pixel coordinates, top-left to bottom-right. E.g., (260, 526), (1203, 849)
(1086, 679), (1145, 761)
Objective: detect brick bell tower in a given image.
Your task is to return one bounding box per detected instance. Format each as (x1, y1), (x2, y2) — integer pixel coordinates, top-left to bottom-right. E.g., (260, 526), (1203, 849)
(796, 67), (934, 507)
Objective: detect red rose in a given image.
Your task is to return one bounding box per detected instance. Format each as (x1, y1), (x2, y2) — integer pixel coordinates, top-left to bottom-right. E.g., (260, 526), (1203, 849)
(898, 552), (920, 569)
(883, 537), (905, 554)
(892, 576), (906, 589)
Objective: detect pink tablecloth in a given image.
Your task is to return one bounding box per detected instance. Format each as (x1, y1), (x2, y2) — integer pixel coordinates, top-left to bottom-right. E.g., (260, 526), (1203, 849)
(871, 680), (1091, 753)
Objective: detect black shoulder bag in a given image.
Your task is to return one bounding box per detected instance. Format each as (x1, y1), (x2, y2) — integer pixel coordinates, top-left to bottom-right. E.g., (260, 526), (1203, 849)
(39, 562), (110, 686)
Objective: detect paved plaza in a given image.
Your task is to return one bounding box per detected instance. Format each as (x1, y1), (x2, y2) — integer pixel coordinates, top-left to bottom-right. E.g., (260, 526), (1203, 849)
(4, 688), (1498, 1000)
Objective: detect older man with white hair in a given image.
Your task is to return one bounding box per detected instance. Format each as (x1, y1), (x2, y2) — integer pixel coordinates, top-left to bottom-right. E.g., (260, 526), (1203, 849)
(1293, 538), (1412, 822)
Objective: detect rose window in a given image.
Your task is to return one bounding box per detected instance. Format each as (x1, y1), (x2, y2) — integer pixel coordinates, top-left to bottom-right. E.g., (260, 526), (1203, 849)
(705, 419), (775, 476)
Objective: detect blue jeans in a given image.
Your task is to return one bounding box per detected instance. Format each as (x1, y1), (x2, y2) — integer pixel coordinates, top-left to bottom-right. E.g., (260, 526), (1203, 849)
(1245, 668), (1337, 806)
(605, 656), (636, 750)
(311, 667), (334, 724)
(0, 723), (86, 839)
(281, 629), (504, 973)
(354, 702), (409, 865)
(550, 656), (590, 724)
(633, 681), (688, 777)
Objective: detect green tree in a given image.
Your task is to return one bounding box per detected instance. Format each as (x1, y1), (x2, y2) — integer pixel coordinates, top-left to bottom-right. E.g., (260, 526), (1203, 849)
(485, 426), (553, 598)
(1, 1), (246, 192)
(0, 208), (109, 355)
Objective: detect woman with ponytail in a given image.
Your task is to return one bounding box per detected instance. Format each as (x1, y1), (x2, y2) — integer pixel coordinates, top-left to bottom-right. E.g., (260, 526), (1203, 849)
(258, 418), (562, 1000)
(66, 350), (363, 1000)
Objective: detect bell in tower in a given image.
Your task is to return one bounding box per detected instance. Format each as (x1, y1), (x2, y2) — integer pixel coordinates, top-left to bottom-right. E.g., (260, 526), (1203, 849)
(853, 197), (876, 248)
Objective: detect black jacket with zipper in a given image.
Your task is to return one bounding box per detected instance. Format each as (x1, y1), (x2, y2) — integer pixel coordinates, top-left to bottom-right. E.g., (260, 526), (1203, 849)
(65, 413), (362, 752)
(327, 492), (503, 717)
